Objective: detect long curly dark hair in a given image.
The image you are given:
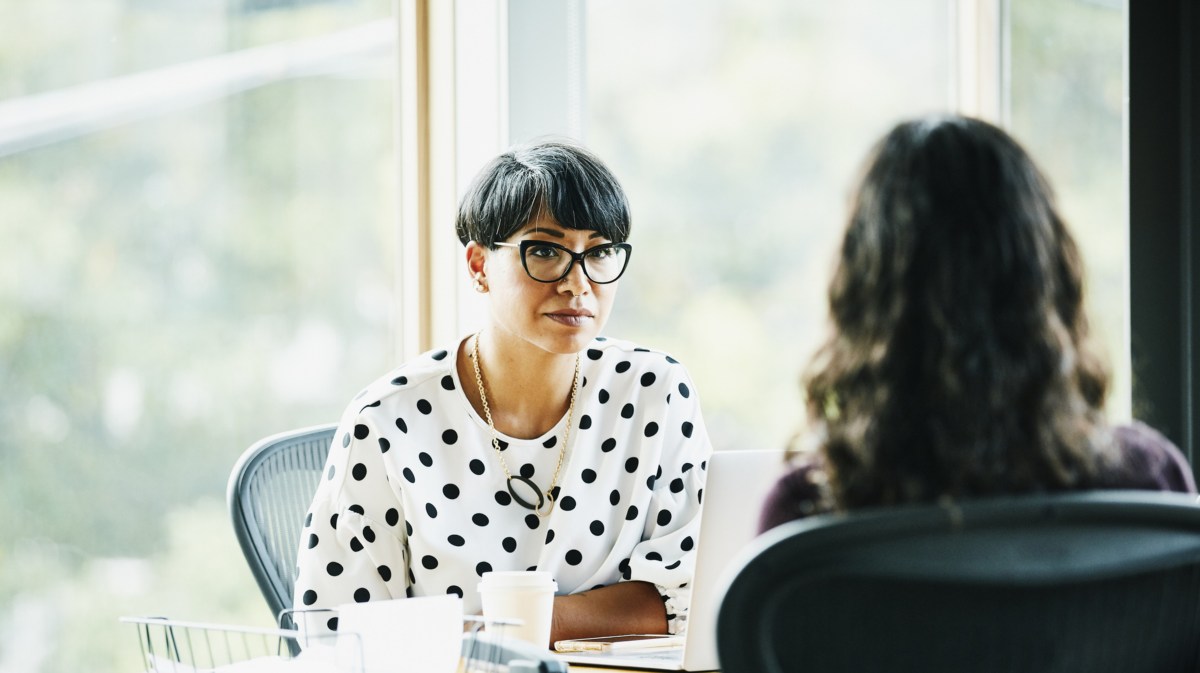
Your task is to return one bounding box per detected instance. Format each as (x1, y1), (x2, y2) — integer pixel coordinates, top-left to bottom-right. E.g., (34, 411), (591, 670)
(804, 115), (1114, 509)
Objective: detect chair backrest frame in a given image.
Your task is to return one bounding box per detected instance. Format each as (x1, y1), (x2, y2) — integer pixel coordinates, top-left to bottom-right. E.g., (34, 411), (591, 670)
(716, 490), (1200, 673)
(227, 423), (337, 629)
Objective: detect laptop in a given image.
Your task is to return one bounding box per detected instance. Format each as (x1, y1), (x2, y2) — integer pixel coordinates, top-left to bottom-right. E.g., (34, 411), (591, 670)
(556, 449), (791, 671)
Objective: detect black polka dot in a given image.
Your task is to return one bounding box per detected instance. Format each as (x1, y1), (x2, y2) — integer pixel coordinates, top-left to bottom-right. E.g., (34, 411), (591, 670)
(470, 459), (486, 475)
(431, 349), (448, 360)
(330, 514), (339, 529)
(609, 489), (620, 505)
(386, 508), (400, 526)
(448, 534), (465, 546)
(327, 617), (339, 631)
(379, 438), (391, 453)
(349, 504), (365, 515)
(503, 537), (517, 553)
(560, 496), (577, 511)
(625, 457), (639, 473)
(546, 529), (556, 544)
(391, 375), (408, 386)
(352, 463), (368, 481)
(307, 534), (319, 549)
(362, 526), (376, 543)
(682, 536), (694, 551)
(405, 521), (413, 536)
(550, 486), (562, 501)
(665, 560), (681, 570)
(602, 438), (617, 452)
(495, 490), (512, 506)
(621, 403), (635, 418)
(580, 414), (592, 429)
(378, 565), (392, 581)
(422, 555), (439, 570)
(599, 389), (610, 404)
(640, 372), (656, 387)
(305, 513), (313, 527)
(647, 474), (657, 489)
(644, 422), (659, 437)
(525, 514), (540, 529)
(326, 465), (336, 480)
(447, 585), (463, 598)
(682, 462), (694, 472)
(666, 355), (678, 364)
(619, 558), (632, 580)
(473, 513), (490, 526)
(403, 467), (416, 483)
(327, 562), (343, 576)
(698, 488), (704, 504)
(678, 382), (691, 398)
(354, 424), (370, 440)
(440, 375), (455, 390)
(395, 418), (408, 433)
(426, 503), (438, 518)
(646, 551), (663, 561)
(442, 429), (458, 445)
(682, 422), (694, 438)
(616, 361), (631, 373)
(590, 520), (605, 536)
(443, 484), (460, 499)
(670, 478), (684, 493)
(520, 463), (535, 478)
(626, 505), (639, 520)
(302, 590), (318, 606)
(497, 439), (509, 451)
(582, 468), (597, 483)
(587, 348), (603, 360)
(701, 460), (707, 470)
(417, 399), (432, 414)
(657, 510), (673, 526)
(543, 436), (557, 449)
(350, 537), (363, 552)
(565, 549), (583, 565)
(476, 562), (492, 576)
(419, 452), (433, 467)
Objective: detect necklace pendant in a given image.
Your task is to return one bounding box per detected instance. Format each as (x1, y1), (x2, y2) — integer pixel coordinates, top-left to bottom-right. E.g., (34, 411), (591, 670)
(506, 475), (546, 512)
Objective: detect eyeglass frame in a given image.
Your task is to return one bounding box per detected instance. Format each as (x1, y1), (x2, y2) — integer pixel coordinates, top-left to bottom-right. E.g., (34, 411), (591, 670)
(492, 240), (633, 284)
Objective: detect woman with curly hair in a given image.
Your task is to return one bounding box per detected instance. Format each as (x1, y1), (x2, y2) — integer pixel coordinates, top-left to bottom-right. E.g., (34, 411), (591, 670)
(759, 115), (1194, 531)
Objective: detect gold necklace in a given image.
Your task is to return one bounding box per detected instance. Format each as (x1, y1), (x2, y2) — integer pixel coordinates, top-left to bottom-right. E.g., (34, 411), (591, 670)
(469, 332), (580, 517)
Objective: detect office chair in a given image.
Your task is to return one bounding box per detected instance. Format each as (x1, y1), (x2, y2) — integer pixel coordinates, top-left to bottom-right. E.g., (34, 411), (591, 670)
(227, 423), (337, 630)
(716, 490), (1200, 673)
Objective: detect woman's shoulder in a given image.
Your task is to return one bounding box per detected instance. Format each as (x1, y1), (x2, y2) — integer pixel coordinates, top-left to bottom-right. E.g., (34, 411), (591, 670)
(1101, 421), (1197, 494)
(758, 455), (831, 533)
(347, 344), (460, 411)
(584, 336), (690, 374)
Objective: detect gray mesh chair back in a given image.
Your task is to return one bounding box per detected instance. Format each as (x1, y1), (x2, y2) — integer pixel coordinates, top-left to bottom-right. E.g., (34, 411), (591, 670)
(228, 423), (337, 629)
(716, 490), (1200, 673)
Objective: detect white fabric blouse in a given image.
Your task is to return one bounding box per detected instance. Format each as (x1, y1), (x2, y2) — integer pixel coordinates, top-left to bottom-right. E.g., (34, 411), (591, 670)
(293, 336), (713, 637)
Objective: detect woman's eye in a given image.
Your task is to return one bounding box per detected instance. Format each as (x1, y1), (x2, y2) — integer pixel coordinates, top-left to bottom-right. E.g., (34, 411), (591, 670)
(588, 246), (617, 260)
(527, 244), (560, 259)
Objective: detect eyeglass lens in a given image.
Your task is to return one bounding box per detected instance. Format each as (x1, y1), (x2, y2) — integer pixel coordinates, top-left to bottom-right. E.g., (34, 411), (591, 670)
(524, 243), (628, 283)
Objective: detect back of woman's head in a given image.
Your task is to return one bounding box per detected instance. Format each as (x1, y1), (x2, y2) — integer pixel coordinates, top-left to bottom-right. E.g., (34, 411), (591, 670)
(807, 115), (1112, 508)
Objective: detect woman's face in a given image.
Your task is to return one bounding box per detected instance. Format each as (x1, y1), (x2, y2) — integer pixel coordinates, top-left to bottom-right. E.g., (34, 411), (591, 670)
(473, 215), (621, 356)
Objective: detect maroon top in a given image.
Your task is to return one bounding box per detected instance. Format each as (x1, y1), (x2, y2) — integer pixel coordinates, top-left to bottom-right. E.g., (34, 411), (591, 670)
(758, 421), (1198, 533)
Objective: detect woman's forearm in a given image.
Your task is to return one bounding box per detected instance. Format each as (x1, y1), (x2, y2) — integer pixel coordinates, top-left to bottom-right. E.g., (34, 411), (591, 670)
(548, 580), (669, 646)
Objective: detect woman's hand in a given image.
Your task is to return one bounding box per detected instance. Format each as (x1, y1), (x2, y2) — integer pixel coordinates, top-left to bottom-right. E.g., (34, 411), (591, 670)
(548, 581), (668, 646)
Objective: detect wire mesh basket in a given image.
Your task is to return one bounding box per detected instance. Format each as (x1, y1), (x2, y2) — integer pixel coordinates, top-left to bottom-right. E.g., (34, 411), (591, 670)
(120, 613), (568, 673)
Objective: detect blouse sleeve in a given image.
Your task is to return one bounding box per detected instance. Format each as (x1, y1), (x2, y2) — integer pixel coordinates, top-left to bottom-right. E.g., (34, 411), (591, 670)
(293, 403), (411, 637)
(623, 368), (713, 636)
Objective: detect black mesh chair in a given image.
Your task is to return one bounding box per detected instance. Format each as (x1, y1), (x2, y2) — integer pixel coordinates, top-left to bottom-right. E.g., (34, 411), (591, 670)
(227, 423), (337, 630)
(716, 490), (1200, 673)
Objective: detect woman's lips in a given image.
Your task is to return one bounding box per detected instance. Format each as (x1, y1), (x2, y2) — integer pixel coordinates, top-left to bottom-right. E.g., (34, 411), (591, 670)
(546, 310), (594, 327)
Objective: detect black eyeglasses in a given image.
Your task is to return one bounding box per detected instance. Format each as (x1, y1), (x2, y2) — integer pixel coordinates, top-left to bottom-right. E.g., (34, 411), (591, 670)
(494, 240), (633, 284)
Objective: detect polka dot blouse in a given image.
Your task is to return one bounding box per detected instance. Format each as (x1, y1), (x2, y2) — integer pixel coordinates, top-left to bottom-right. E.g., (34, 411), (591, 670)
(293, 336), (713, 637)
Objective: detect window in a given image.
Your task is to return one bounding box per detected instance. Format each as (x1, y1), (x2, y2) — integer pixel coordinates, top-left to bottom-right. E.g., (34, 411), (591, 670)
(0, 2), (396, 670)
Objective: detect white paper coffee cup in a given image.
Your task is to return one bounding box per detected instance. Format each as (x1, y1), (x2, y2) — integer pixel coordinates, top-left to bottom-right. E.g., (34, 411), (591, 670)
(477, 571), (558, 648)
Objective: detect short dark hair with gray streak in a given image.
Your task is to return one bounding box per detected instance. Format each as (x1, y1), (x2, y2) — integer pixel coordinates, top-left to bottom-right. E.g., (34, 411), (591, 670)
(455, 139), (631, 247)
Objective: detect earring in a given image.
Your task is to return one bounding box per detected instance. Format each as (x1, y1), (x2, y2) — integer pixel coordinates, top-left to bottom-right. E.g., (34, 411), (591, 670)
(473, 275), (487, 293)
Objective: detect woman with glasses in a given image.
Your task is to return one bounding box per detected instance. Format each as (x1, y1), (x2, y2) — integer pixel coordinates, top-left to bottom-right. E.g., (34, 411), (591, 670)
(759, 115), (1195, 533)
(294, 140), (713, 645)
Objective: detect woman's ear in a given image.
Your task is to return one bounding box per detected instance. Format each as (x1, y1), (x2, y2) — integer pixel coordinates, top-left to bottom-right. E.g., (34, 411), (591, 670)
(465, 242), (489, 293)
